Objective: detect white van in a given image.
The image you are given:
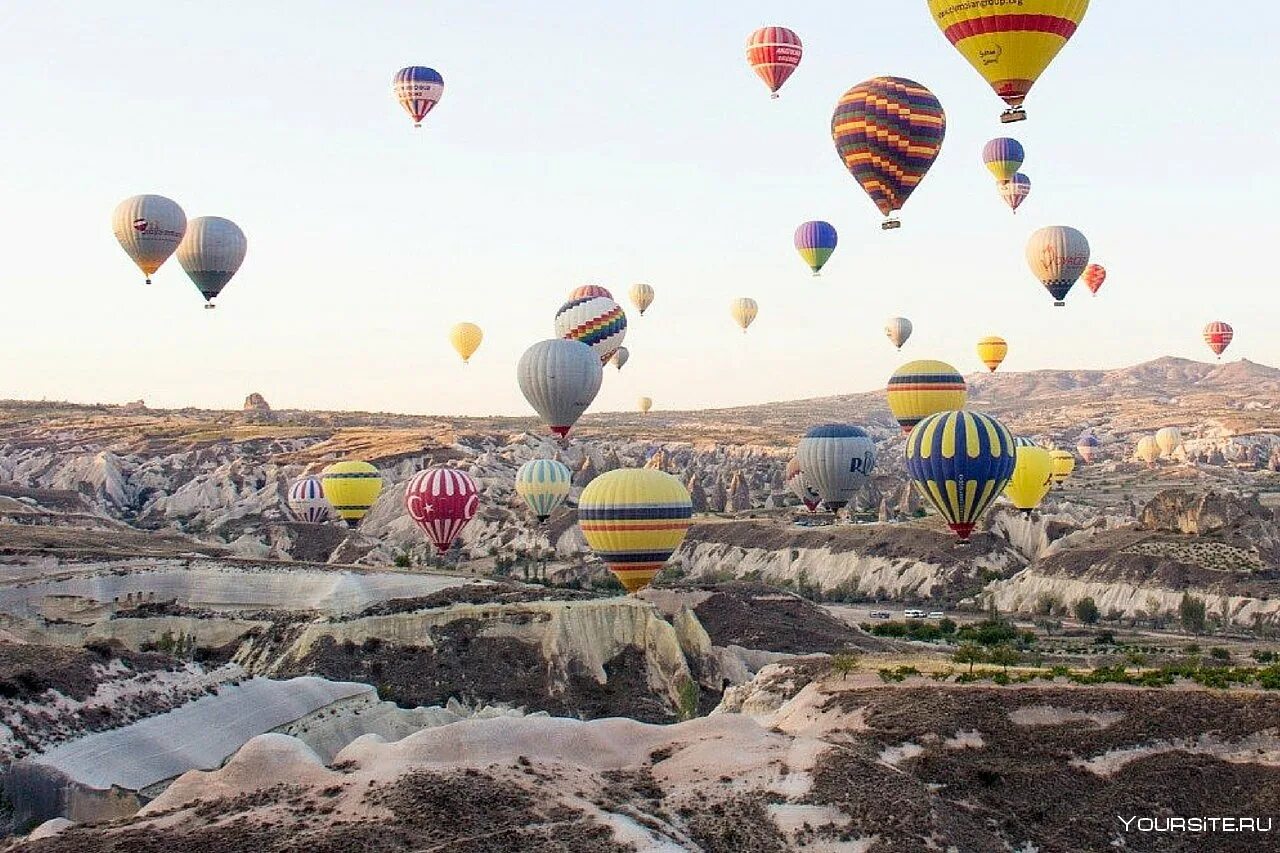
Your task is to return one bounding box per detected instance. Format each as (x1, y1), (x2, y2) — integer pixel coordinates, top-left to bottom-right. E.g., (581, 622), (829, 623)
(903, 609), (927, 619)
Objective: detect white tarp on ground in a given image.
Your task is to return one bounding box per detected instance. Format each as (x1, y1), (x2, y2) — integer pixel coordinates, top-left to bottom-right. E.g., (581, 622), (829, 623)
(28, 677), (372, 791)
(0, 561), (467, 615)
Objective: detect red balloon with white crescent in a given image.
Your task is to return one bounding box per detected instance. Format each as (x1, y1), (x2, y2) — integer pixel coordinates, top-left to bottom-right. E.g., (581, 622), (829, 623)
(404, 467), (480, 554)
(746, 26), (802, 98)
(1203, 321), (1233, 358)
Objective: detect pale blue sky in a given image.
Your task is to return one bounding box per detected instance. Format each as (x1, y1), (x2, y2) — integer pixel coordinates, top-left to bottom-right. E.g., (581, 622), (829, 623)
(2, 2), (1277, 415)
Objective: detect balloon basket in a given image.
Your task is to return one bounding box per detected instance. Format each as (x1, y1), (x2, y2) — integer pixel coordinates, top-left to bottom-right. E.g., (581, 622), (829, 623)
(770, 93), (780, 100)
(881, 219), (901, 231)
(1053, 301), (1065, 307)
(812, 272), (821, 278)
(1000, 108), (1027, 124)
(204, 303), (216, 310)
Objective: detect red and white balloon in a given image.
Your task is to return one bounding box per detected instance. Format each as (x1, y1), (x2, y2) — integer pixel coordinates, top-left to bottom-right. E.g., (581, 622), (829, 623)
(404, 467), (480, 554)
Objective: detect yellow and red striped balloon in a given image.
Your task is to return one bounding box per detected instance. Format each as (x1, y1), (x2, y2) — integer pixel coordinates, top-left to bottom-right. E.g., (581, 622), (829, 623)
(976, 336), (1008, 372)
(577, 469), (692, 593)
(746, 26), (803, 98)
(886, 360), (968, 433)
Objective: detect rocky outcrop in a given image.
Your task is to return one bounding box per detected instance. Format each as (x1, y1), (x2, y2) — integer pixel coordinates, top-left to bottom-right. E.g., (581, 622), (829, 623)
(1139, 488), (1271, 535)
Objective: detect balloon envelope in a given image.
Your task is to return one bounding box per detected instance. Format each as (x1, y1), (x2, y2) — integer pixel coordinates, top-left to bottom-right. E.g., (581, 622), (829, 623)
(450, 323), (483, 363)
(746, 26), (803, 96)
(320, 461), (383, 527)
(515, 459), (572, 522)
(287, 476), (331, 524)
(177, 216), (247, 306)
(405, 467), (479, 554)
(906, 410), (1017, 541)
(832, 77), (945, 225)
(796, 425), (877, 512)
(610, 347), (630, 370)
(638, 396), (653, 413)
(977, 336), (1008, 372)
(1082, 264), (1106, 295)
(1076, 433), (1100, 463)
(1004, 446), (1053, 513)
(578, 469), (693, 593)
(555, 295), (627, 364)
(884, 317), (913, 350)
(794, 221), (838, 275)
(569, 285), (613, 301)
(983, 138), (1025, 182)
(1000, 173), (1031, 213)
(926, 0), (1090, 118)
(393, 66), (444, 126)
(112, 195), (187, 283)
(1155, 427), (1183, 457)
(1135, 436), (1161, 466)
(886, 360), (968, 433)
(730, 298), (758, 332)
(1026, 226), (1089, 306)
(629, 284), (654, 316)
(1048, 449), (1076, 485)
(1203, 321), (1233, 357)
(785, 458), (821, 512)
(517, 339), (603, 438)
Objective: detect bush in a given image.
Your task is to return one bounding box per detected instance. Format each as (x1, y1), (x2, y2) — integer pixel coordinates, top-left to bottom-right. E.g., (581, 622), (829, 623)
(829, 652), (861, 680)
(955, 619), (1022, 647)
(1179, 594), (1207, 634)
(1209, 647), (1230, 661)
(938, 617), (957, 635)
(393, 553), (411, 568)
(1074, 597), (1100, 625)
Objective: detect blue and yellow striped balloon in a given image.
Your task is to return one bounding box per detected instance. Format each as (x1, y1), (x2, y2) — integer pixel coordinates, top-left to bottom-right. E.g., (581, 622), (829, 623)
(794, 221), (838, 275)
(319, 460), (384, 527)
(982, 137), (1025, 183)
(515, 459), (572, 522)
(904, 411), (1016, 542)
(577, 469), (692, 593)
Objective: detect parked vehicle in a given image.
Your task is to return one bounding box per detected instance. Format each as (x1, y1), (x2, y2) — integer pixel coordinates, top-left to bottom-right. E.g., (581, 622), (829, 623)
(869, 610), (892, 619)
(903, 609), (927, 619)
(928, 611), (945, 619)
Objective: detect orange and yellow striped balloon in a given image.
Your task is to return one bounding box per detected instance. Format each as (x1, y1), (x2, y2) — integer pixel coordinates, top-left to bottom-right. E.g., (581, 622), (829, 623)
(926, 0), (1089, 120)
(577, 469), (692, 593)
(976, 336), (1008, 372)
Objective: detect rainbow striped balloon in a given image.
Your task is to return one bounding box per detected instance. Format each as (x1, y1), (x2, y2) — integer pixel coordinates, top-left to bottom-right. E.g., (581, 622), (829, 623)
(577, 469), (692, 593)
(794, 221), (838, 275)
(982, 138), (1025, 183)
(516, 459), (572, 522)
(905, 410), (1016, 542)
(555, 295), (627, 364)
(287, 476), (331, 524)
(886, 360), (968, 434)
(831, 77), (946, 227)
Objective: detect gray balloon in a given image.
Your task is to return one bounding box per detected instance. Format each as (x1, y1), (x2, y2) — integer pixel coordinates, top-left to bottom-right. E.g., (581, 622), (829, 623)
(796, 424), (877, 512)
(517, 339), (603, 438)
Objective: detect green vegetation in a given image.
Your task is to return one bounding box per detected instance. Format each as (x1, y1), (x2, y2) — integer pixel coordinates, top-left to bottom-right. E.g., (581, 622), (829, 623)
(1073, 596), (1100, 625)
(952, 642), (986, 674)
(677, 678), (699, 722)
(1179, 593), (1207, 634)
(829, 652), (861, 680)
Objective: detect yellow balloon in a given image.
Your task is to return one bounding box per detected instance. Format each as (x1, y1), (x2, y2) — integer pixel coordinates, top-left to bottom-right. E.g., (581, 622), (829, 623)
(730, 297), (758, 332)
(638, 396), (653, 413)
(1048, 449), (1076, 485)
(320, 460), (383, 527)
(630, 283), (655, 316)
(976, 336), (1008, 372)
(578, 469), (692, 593)
(449, 322), (483, 363)
(885, 359), (968, 434)
(926, 0), (1090, 121)
(1004, 446), (1053, 513)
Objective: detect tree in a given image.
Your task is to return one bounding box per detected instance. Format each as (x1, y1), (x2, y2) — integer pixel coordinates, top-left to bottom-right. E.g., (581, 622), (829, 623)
(829, 652), (861, 681)
(988, 644), (1021, 673)
(1074, 597), (1100, 625)
(953, 642), (986, 674)
(1179, 594), (1207, 634)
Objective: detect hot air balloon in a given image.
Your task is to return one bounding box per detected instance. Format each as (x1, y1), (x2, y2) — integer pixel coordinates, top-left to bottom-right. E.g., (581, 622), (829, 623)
(746, 26), (803, 98)
(1203, 321), (1233, 358)
(977, 336), (1008, 372)
(1082, 264), (1106, 296)
(393, 66), (444, 127)
(1135, 435), (1160, 467)
(1076, 432), (1100, 463)
(112, 195), (186, 284)
(832, 77), (946, 229)
(404, 467), (479, 554)
(610, 347), (630, 371)
(1155, 427), (1183, 457)
(785, 458), (820, 512)
(1014, 436), (1040, 449)
(629, 284), (654, 316)
(287, 476), (331, 524)
(1048, 449), (1076, 486)
(982, 138), (1025, 183)
(1004, 445), (1053, 516)
(886, 360), (968, 433)
(794, 221), (838, 276)
(730, 298), (758, 332)
(517, 339), (603, 438)
(1026, 226), (1089, 307)
(1000, 173), (1031, 213)
(638, 397), (653, 414)
(926, 0), (1091, 123)
(885, 317), (913, 350)
(905, 410), (1016, 541)
(569, 285), (613, 301)
(449, 322), (483, 364)
(176, 216), (247, 309)
(796, 425), (877, 513)
(320, 460), (383, 527)
(578, 468), (692, 593)
(515, 459), (572, 523)
(555, 295), (627, 364)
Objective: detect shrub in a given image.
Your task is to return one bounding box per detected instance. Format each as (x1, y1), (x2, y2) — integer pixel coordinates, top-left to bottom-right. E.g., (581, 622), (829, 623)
(1074, 597), (1100, 625)
(1209, 647), (1230, 662)
(829, 652), (861, 681)
(952, 642), (986, 674)
(938, 617), (957, 635)
(1179, 594), (1207, 634)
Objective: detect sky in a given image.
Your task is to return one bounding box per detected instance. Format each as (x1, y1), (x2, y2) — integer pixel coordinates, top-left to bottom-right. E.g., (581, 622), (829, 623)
(2, 1), (1279, 416)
